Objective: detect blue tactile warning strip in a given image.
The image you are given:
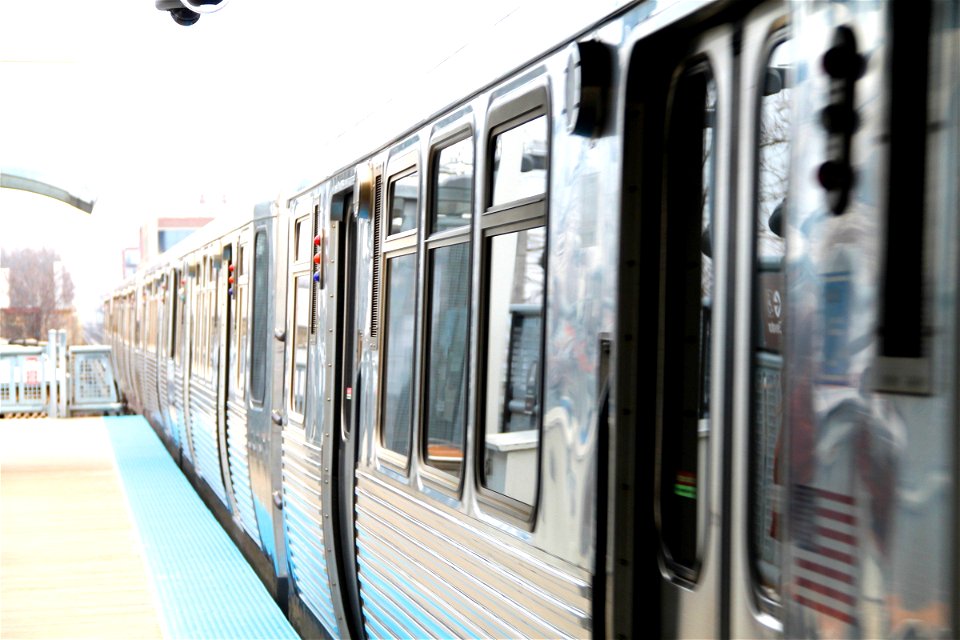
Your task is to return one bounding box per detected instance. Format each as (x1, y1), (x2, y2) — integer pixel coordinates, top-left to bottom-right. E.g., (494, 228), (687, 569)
(104, 416), (299, 640)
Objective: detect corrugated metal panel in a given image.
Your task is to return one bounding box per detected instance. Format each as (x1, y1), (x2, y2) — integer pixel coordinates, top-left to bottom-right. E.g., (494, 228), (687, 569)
(188, 381), (228, 506)
(226, 398), (260, 545)
(143, 352), (159, 421)
(280, 426), (340, 637)
(355, 471), (591, 639)
(173, 370), (191, 462)
(157, 359), (173, 443)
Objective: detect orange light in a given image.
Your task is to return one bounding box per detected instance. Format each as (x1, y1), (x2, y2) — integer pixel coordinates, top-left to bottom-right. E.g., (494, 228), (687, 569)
(313, 254), (321, 264)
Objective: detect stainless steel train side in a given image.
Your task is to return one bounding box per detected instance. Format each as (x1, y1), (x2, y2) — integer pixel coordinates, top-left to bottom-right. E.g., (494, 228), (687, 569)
(103, 0), (960, 637)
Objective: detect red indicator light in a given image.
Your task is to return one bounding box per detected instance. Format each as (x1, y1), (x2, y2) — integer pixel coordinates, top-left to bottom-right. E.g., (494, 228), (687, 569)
(313, 254), (321, 264)
(228, 276), (235, 284)
(314, 234), (321, 246)
(229, 264), (235, 273)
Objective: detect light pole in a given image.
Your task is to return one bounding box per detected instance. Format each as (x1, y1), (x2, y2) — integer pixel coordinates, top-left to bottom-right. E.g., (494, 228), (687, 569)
(0, 170), (95, 214)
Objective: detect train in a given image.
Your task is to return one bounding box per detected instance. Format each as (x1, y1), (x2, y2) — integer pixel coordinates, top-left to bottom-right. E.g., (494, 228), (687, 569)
(104, 0), (960, 637)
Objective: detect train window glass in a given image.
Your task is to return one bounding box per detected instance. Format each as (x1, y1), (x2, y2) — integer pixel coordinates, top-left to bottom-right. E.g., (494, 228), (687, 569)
(295, 216), (311, 263)
(381, 252), (416, 460)
(196, 262), (205, 377)
(750, 34), (793, 608)
(135, 290), (141, 347)
(235, 286), (245, 392)
(230, 281), (239, 391)
(389, 171), (419, 235)
(169, 273), (178, 358)
(657, 63), (716, 581)
(481, 226), (545, 505)
(147, 285), (158, 353)
(433, 138), (474, 233)
(237, 245), (248, 396)
(250, 231), (268, 404)
(207, 277), (217, 380)
(423, 242), (470, 479)
(291, 274), (310, 416)
(491, 115), (547, 207)
(175, 273), (183, 367)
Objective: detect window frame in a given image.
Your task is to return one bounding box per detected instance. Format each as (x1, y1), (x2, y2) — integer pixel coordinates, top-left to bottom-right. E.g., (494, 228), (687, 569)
(288, 210), (313, 423)
(377, 147), (420, 472)
(475, 83), (550, 526)
(249, 229), (269, 406)
(747, 24), (791, 616)
(419, 125), (475, 492)
(654, 55), (718, 585)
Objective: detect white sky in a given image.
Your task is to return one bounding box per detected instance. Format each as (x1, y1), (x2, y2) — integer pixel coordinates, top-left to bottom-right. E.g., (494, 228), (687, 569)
(0, 0), (617, 323)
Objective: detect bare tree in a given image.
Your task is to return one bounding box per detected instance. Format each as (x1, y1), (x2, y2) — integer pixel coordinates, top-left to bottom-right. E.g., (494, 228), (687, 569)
(1, 248), (75, 340)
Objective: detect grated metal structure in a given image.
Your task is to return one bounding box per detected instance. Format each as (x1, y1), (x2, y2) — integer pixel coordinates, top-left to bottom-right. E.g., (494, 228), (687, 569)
(70, 345), (122, 414)
(0, 332), (123, 417)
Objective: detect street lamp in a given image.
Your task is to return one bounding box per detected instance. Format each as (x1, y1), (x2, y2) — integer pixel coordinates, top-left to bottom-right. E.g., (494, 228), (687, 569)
(0, 170), (95, 214)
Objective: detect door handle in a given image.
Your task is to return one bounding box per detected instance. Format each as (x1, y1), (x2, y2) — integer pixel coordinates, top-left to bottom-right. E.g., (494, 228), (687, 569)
(271, 410), (284, 426)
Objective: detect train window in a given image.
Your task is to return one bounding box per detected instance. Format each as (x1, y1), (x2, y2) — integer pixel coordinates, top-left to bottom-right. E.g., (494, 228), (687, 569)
(147, 284), (158, 353)
(295, 215), (311, 263)
(236, 244), (248, 396)
(135, 288), (142, 347)
(657, 61), (716, 581)
(381, 252), (416, 460)
(491, 115), (547, 207)
(190, 266), (203, 375)
(291, 274), (310, 417)
(750, 33), (793, 609)
(174, 270), (184, 367)
(250, 231), (268, 405)
(432, 137), (474, 233)
(478, 90), (549, 514)
(169, 272), (178, 359)
(422, 134), (474, 481)
(480, 226), (545, 506)
(206, 262), (217, 380)
(389, 171), (419, 235)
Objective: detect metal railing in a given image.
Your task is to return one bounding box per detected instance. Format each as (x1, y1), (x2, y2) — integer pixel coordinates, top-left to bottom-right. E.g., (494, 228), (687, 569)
(0, 330), (122, 417)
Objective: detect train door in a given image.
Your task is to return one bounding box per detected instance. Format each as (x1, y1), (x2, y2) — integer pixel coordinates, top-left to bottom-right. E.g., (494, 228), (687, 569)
(328, 185), (363, 638)
(246, 218), (286, 582)
(220, 237), (260, 544)
(614, 3), (786, 637)
(177, 263), (197, 464)
(280, 195), (349, 636)
(157, 271), (178, 448)
(214, 240), (249, 546)
(729, 3), (793, 638)
(781, 1), (959, 637)
(188, 247), (230, 507)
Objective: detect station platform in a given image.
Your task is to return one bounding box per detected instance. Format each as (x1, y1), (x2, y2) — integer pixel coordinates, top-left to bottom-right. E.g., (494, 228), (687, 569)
(0, 415), (299, 640)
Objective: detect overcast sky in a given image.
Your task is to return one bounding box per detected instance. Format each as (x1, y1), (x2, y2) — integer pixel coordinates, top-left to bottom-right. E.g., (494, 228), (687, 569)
(0, 0), (615, 323)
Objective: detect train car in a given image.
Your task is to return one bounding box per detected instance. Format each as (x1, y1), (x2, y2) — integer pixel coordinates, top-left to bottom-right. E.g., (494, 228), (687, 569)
(104, 0), (960, 638)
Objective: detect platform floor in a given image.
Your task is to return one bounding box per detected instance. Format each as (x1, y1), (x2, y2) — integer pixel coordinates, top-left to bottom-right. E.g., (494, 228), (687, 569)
(1, 416), (298, 640)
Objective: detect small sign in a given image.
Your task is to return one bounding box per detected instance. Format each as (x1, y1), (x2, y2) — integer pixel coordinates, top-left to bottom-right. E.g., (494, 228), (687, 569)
(758, 271), (784, 352)
(345, 387), (352, 400)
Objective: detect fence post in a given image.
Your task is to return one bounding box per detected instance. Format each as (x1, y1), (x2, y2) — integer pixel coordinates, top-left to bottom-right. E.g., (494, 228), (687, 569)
(58, 330), (68, 417)
(46, 330), (57, 417)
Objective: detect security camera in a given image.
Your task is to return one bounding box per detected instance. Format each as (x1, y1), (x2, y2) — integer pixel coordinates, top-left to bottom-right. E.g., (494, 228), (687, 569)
(155, 0), (229, 26)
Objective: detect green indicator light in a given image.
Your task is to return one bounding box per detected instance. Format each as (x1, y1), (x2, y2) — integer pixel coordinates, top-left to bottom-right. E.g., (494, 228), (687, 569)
(674, 484), (697, 499)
